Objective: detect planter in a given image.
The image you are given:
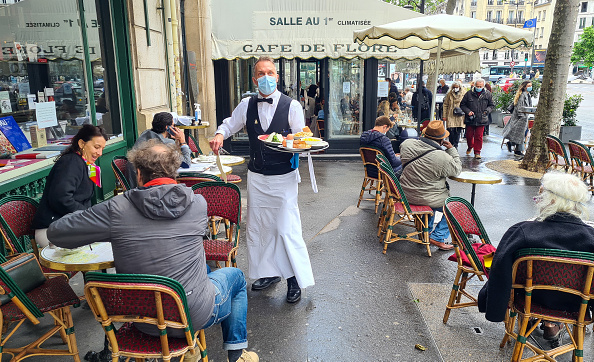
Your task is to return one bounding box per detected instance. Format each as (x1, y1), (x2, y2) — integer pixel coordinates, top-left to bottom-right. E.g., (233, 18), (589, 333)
(491, 110), (505, 127)
(559, 125), (582, 143)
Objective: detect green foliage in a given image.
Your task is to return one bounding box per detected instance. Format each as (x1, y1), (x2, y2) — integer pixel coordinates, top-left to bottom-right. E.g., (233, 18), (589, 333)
(571, 26), (594, 68)
(382, 0), (446, 14)
(562, 94), (584, 126)
(491, 79), (541, 112)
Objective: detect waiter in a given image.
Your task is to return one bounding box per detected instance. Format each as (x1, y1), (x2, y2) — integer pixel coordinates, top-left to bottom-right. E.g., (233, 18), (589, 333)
(210, 56), (315, 303)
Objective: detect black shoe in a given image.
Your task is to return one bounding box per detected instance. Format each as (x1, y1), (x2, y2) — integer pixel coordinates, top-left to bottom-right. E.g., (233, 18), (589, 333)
(506, 141), (512, 153)
(286, 277), (301, 303)
(251, 277), (281, 291)
(514, 150), (524, 157)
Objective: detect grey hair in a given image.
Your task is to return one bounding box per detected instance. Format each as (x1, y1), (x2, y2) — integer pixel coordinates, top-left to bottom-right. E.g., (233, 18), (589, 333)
(127, 139), (181, 184)
(252, 56), (276, 78)
(536, 171), (590, 221)
(475, 79), (485, 86)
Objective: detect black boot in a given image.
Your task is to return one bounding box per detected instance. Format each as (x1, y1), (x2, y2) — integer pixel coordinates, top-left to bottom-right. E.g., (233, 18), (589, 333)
(506, 141), (512, 153)
(286, 276), (301, 303)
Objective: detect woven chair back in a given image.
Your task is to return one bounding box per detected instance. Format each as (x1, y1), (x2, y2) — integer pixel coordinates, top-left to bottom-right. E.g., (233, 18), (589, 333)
(112, 156), (132, 191)
(377, 158), (412, 214)
(546, 135), (568, 163)
(568, 141), (594, 167)
(360, 146), (383, 178)
(177, 177), (217, 189)
(0, 196), (39, 254)
(512, 248), (594, 320)
(444, 197), (491, 272)
(192, 181), (241, 224)
(188, 134), (202, 157)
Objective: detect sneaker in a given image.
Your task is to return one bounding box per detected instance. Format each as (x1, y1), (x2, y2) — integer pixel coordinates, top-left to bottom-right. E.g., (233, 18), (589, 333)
(466, 149), (472, 155)
(229, 350), (259, 362)
(474, 154), (482, 160)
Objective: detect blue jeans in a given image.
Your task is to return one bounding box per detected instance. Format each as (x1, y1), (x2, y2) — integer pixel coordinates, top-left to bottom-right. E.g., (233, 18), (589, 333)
(428, 207), (450, 243)
(201, 267), (248, 351)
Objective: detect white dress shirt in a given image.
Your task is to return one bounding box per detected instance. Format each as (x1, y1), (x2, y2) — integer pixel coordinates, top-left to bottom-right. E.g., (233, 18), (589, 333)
(216, 90), (305, 139)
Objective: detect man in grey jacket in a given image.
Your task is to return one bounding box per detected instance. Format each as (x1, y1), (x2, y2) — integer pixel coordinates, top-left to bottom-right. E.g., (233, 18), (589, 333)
(399, 120), (462, 251)
(47, 140), (258, 362)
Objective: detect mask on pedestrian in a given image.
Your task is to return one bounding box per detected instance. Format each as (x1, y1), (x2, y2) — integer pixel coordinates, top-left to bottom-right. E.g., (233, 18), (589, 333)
(526, 86), (533, 92)
(475, 87), (483, 92)
(453, 88), (460, 93)
(257, 75), (278, 95)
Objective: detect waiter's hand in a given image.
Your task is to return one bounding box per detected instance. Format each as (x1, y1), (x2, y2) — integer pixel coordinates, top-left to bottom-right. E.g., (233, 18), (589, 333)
(442, 140), (454, 149)
(209, 134), (224, 155)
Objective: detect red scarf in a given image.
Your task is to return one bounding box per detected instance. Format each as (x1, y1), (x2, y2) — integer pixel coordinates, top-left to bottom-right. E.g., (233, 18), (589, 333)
(143, 178), (178, 187)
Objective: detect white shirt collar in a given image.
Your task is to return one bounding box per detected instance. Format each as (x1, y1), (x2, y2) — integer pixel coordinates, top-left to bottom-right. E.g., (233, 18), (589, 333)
(258, 89), (280, 101)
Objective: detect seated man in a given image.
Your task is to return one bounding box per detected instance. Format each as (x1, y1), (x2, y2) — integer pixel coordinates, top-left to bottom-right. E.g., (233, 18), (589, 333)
(126, 112), (192, 187)
(47, 139), (258, 362)
(478, 171), (594, 341)
(399, 120), (461, 251)
(360, 116), (402, 175)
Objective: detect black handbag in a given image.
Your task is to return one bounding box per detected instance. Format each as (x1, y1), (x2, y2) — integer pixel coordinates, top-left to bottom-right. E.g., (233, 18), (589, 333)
(453, 107), (465, 116)
(0, 253), (46, 305)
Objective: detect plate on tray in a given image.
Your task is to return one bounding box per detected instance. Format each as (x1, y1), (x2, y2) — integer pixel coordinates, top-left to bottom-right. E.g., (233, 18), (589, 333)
(258, 134), (284, 146)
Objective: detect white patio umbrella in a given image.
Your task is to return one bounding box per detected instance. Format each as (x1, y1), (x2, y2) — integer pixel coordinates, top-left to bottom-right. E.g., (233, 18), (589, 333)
(354, 14), (534, 122)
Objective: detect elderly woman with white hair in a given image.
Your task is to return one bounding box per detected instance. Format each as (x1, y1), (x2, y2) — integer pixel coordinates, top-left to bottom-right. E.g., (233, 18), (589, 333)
(478, 171), (594, 340)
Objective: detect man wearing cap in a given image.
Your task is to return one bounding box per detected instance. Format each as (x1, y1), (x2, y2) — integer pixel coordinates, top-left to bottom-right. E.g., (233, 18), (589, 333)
(399, 120), (462, 251)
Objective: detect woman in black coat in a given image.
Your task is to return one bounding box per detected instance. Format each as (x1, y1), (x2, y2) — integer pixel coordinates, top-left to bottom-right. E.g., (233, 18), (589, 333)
(33, 124), (107, 247)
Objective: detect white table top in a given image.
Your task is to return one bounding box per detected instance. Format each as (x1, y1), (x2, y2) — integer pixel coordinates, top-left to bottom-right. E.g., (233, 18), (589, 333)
(177, 162), (232, 176)
(40, 242), (114, 271)
(449, 171), (503, 185)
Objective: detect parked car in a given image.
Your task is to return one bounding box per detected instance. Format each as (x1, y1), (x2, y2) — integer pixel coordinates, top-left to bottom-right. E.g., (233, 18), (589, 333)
(497, 77), (521, 93)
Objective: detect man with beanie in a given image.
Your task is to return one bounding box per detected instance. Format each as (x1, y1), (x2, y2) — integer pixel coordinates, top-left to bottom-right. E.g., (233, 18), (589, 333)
(210, 56), (314, 304)
(399, 120), (462, 251)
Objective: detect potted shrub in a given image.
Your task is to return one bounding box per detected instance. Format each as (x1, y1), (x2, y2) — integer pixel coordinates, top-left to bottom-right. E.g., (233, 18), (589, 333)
(559, 94), (584, 143)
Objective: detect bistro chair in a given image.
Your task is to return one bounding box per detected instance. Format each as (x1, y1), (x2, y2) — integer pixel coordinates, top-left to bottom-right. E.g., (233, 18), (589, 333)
(177, 174), (222, 189)
(192, 182), (241, 268)
(358, 146), (385, 214)
(84, 272), (208, 362)
(500, 115), (513, 149)
(376, 156), (433, 256)
(317, 118), (325, 139)
(188, 134), (203, 158)
(111, 156), (132, 195)
(500, 248), (594, 362)
(568, 140), (594, 192)
(442, 196), (496, 323)
(0, 195), (78, 278)
(0, 253), (81, 361)
(375, 154), (393, 237)
(545, 134), (570, 172)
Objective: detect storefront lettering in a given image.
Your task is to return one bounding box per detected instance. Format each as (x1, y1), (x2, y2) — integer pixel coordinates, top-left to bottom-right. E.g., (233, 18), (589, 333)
(240, 43), (398, 55)
(242, 44), (292, 53)
(336, 20), (371, 26)
(2, 44), (98, 58)
(269, 17), (320, 26)
(26, 22), (61, 28)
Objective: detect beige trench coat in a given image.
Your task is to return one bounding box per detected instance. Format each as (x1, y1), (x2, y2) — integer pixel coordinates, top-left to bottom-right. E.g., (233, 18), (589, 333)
(442, 89), (466, 128)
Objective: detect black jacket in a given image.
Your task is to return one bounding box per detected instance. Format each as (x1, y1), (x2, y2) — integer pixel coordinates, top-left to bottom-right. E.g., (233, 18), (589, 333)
(360, 130), (402, 176)
(460, 89), (494, 126)
(32, 152), (95, 229)
(478, 213), (594, 322)
(411, 87), (433, 122)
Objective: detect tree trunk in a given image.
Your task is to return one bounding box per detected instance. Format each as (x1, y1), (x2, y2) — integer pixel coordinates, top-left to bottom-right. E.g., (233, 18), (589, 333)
(445, 0), (456, 15)
(521, 0), (580, 172)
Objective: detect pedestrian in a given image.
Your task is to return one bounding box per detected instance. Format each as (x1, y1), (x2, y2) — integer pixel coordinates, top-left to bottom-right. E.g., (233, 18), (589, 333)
(441, 81), (466, 149)
(502, 80), (532, 157)
(484, 82), (493, 136)
(436, 79), (449, 120)
(459, 79), (494, 160)
(210, 56), (315, 303)
(399, 120), (462, 251)
(411, 81), (433, 123)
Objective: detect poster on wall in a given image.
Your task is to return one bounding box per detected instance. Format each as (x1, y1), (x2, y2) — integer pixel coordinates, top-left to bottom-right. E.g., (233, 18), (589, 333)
(0, 92), (12, 114)
(35, 101), (58, 129)
(343, 81), (351, 94)
(377, 80), (389, 97)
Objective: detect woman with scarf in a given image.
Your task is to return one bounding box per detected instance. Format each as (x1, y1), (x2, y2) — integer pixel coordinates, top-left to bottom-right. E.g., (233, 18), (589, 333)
(502, 80), (532, 157)
(33, 124), (108, 247)
(442, 81), (466, 149)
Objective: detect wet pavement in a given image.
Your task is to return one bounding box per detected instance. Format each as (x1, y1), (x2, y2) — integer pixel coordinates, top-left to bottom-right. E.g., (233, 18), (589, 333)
(5, 125), (594, 361)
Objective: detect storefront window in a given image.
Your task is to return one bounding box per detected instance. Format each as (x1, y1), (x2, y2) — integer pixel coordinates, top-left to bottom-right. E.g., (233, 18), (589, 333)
(0, 0), (121, 155)
(328, 58), (363, 139)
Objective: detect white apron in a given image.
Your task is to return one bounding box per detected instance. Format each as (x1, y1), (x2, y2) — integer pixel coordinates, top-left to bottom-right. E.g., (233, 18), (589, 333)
(246, 169), (315, 288)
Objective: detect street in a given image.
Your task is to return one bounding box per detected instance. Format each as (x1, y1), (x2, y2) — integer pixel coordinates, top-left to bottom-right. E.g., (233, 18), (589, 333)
(567, 83), (594, 141)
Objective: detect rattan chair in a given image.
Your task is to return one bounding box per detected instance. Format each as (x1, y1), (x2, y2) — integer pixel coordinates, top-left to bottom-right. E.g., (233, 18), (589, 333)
(0, 196), (78, 278)
(545, 135), (570, 171)
(501, 115), (513, 149)
(442, 197), (496, 323)
(188, 134), (203, 158)
(111, 156), (132, 194)
(192, 182), (241, 268)
(84, 272), (208, 362)
(358, 146), (385, 214)
(0, 253), (81, 361)
(499, 248), (594, 362)
(376, 156), (433, 256)
(568, 140), (594, 192)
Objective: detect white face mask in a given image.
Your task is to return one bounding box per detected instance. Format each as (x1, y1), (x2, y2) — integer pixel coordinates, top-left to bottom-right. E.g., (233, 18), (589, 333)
(453, 88), (460, 92)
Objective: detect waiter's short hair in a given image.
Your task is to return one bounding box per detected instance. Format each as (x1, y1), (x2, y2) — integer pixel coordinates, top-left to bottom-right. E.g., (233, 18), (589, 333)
(128, 139), (181, 184)
(152, 112), (173, 134)
(252, 56), (276, 76)
(375, 116), (394, 128)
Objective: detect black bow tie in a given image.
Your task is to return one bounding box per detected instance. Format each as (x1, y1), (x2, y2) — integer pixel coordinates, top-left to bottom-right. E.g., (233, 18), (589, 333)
(257, 98), (273, 104)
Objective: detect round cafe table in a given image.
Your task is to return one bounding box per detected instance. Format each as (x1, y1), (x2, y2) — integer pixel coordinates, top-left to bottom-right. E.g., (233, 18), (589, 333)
(449, 171), (502, 206)
(192, 155), (245, 167)
(177, 124), (209, 130)
(39, 242), (114, 272)
(578, 140), (594, 148)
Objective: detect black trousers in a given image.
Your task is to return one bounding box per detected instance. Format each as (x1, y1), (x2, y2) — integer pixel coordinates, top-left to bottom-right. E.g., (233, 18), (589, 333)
(448, 127), (464, 149)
